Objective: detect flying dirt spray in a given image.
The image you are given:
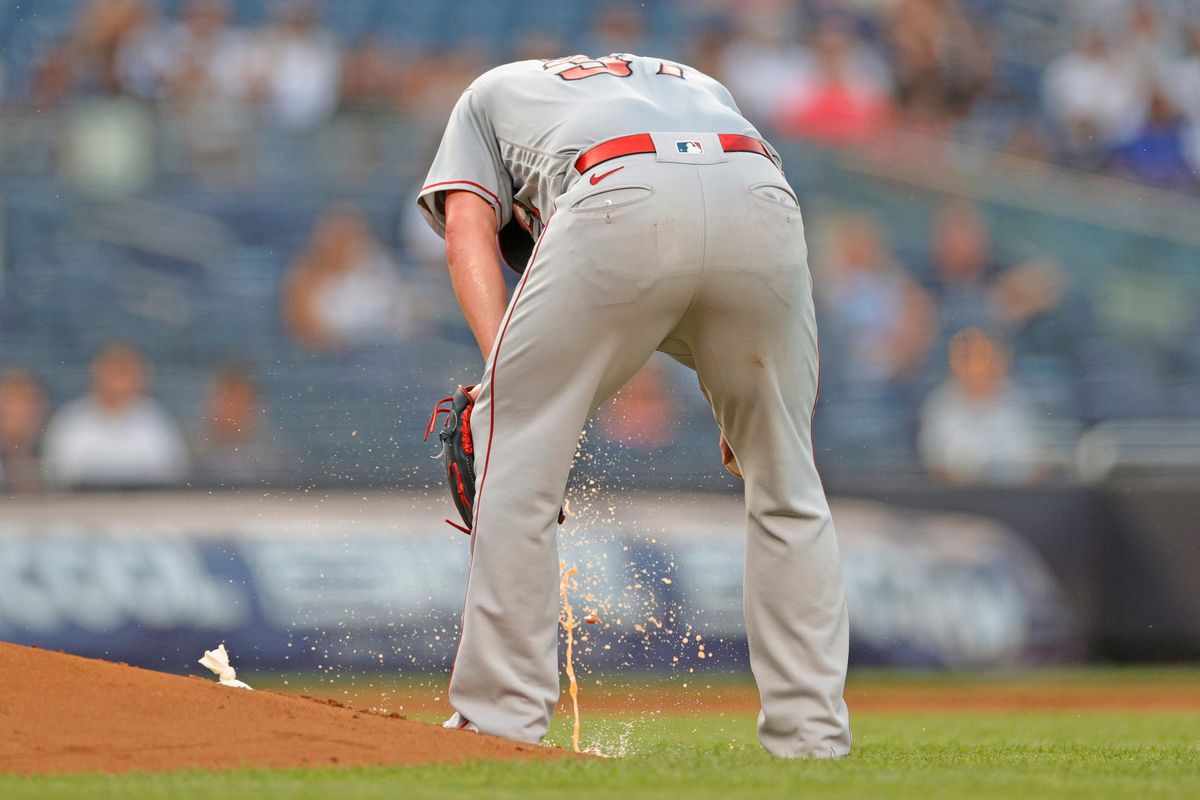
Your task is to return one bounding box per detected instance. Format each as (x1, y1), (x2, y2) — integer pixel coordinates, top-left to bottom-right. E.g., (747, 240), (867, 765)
(559, 563), (582, 753)
(560, 562), (603, 754)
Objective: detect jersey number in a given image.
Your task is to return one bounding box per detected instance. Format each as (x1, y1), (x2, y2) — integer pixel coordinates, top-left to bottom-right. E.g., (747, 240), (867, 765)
(545, 55), (684, 81)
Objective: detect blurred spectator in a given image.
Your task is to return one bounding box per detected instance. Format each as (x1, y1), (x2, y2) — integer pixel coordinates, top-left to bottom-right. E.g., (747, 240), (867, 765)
(192, 366), (289, 486)
(0, 370), (47, 492)
(115, 0), (257, 168)
(402, 168), (453, 274)
(586, 4), (649, 57)
(8, 0), (1199, 196)
(927, 202), (1064, 341)
(245, 1), (341, 129)
(1118, 0), (1179, 88)
(1166, 26), (1200, 122)
(31, 42), (78, 107)
(1043, 31), (1148, 164)
(597, 360), (678, 450)
(775, 20), (892, 145)
(1110, 87), (1199, 190)
(3, 0), (1200, 492)
(341, 39), (409, 110)
(928, 201), (1003, 331)
(399, 173), (477, 343)
(284, 205), (422, 351)
(511, 33), (569, 63)
(918, 328), (1043, 484)
(400, 47), (484, 127)
(815, 212), (935, 386)
(887, 0), (992, 125)
(685, 20), (732, 81)
(718, 11), (808, 125)
(71, 0), (152, 93)
(41, 344), (191, 489)
(117, 0), (246, 103)
(1165, 25), (1200, 176)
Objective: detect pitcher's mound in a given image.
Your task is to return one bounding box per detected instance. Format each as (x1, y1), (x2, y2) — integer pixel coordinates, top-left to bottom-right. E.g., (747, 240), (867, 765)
(0, 643), (570, 774)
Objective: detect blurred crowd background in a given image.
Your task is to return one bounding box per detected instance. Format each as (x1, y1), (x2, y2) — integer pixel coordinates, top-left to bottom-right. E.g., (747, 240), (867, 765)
(2, 0), (1200, 492)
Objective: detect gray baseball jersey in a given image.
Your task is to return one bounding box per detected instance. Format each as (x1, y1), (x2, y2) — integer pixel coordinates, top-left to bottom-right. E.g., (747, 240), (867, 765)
(417, 54), (779, 243)
(419, 54), (851, 759)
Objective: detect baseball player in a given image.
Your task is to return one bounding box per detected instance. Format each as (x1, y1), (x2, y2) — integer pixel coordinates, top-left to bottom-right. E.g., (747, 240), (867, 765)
(417, 54), (851, 758)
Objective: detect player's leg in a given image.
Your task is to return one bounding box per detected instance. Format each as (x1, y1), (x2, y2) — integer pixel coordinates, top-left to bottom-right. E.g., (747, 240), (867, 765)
(448, 173), (702, 744)
(679, 157), (852, 758)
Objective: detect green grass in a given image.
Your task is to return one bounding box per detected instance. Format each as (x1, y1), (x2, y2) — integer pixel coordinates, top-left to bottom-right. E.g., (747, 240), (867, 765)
(4, 709), (1197, 800)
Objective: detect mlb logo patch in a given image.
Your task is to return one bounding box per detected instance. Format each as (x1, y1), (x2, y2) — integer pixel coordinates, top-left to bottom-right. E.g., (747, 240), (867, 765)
(676, 140), (704, 154)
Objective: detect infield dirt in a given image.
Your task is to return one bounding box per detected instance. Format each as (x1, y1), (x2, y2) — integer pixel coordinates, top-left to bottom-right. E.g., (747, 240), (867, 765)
(0, 643), (571, 775)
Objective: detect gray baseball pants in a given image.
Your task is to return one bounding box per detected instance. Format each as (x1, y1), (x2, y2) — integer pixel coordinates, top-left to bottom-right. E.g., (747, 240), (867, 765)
(449, 134), (852, 758)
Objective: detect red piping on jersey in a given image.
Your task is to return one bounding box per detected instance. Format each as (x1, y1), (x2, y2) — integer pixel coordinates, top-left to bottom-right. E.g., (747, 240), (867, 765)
(574, 132), (772, 174)
(421, 179), (501, 205)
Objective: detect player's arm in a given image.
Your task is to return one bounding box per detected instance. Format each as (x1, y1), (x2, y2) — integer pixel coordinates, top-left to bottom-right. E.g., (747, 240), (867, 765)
(444, 189), (507, 360)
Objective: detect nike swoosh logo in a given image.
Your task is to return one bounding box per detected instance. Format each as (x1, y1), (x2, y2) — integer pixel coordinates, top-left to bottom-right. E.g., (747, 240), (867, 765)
(589, 166), (624, 185)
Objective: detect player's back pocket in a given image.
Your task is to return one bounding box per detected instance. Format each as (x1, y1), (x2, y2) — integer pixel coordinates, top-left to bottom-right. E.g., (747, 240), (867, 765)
(749, 182), (800, 211)
(569, 185), (655, 213)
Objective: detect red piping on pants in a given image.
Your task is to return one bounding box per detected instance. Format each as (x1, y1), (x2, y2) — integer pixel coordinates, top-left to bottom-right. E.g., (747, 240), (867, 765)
(446, 217), (553, 695)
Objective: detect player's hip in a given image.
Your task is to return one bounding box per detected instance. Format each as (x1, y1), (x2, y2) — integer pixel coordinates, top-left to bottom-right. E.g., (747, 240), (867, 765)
(554, 155), (801, 235)
(556, 154), (796, 218)
(545, 158), (804, 287)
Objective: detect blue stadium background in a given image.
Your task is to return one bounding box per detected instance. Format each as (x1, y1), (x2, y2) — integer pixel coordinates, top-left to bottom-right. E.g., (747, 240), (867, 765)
(1, 0), (1199, 490)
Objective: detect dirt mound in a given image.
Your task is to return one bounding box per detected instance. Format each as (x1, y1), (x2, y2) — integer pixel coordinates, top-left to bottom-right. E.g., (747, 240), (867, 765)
(0, 643), (570, 775)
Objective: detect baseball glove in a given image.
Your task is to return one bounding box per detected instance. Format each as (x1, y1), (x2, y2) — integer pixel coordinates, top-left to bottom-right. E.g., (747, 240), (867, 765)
(424, 385), (566, 535)
(425, 385), (477, 535)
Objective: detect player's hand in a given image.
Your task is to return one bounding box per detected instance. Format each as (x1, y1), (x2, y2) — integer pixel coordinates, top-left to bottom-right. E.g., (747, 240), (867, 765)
(719, 434), (742, 479)
(467, 384), (481, 402)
